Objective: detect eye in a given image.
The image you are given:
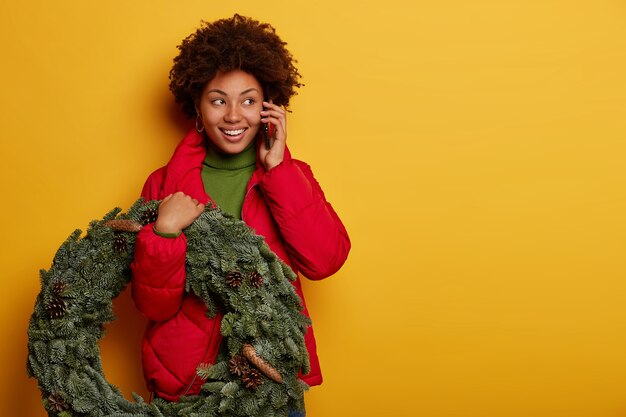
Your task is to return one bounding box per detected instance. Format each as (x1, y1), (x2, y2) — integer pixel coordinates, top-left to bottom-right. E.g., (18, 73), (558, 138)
(243, 98), (255, 105)
(211, 98), (225, 106)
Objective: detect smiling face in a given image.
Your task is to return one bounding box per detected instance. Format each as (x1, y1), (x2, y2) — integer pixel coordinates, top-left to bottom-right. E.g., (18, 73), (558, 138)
(197, 70), (264, 154)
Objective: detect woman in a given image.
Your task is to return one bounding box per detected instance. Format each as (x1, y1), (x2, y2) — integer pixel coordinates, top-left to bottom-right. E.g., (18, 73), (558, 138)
(130, 15), (350, 413)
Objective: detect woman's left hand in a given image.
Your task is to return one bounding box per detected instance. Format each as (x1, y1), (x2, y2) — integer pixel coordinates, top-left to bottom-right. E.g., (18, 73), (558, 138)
(258, 100), (287, 171)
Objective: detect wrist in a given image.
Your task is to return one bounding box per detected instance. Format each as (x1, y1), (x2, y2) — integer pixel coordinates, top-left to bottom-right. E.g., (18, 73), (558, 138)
(153, 226), (182, 238)
(154, 220), (182, 235)
(264, 157), (284, 171)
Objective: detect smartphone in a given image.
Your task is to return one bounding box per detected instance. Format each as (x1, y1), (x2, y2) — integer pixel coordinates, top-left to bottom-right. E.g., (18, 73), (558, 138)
(263, 105), (275, 150)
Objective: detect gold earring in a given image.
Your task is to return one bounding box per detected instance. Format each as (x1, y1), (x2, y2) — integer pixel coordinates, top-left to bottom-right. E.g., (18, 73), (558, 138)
(195, 114), (205, 133)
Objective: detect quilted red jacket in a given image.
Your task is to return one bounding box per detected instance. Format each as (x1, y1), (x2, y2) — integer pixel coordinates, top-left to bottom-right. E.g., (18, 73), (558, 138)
(131, 129), (350, 401)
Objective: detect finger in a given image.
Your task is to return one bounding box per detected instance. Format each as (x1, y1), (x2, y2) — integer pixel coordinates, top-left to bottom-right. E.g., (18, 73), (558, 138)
(263, 101), (286, 114)
(260, 110), (285, 121)
(260, 116), (281, 128)
(267, 115), (287, 138)
(260, 104), (285, 119)
(191, 198), (199, 205)
(261, 113), (286, 127)
(261, 117), (285, 140)
(161, 194), (173, 203)
(262, 105), (286, 131)
(197, 203), (206, 212)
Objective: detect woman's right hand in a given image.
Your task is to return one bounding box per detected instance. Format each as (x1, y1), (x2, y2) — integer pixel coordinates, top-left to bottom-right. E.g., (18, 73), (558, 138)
(154, 192), (205, 234)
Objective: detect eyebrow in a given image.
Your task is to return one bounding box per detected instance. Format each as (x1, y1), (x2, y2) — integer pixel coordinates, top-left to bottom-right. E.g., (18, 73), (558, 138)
(206, 88), (260, 96)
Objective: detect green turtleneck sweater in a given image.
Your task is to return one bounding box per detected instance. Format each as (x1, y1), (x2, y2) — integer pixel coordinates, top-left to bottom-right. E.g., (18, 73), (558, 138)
(201, 142), (257, 220)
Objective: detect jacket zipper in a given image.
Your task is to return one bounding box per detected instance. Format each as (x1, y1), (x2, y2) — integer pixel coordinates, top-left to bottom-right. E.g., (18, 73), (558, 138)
(241, 183), (257, 221)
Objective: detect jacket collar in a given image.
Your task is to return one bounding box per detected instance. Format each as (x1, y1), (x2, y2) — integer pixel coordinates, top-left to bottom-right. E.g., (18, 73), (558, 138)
(162, 129), (291, 205)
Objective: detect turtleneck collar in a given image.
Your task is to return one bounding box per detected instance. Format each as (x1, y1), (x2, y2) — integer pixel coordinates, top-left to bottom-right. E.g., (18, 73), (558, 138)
(203, 140), (257, 170)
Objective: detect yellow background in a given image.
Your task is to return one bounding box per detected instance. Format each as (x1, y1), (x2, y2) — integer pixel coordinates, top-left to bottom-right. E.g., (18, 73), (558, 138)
(2, 1), (626, 416)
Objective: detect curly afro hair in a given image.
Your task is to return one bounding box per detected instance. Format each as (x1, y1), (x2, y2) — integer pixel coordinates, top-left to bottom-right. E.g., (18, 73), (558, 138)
(169, 14), (303, 119)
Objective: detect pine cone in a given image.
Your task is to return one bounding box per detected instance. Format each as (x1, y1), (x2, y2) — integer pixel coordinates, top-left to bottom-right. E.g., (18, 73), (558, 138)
(112, 233), (128, 254)
(242, 343), (283, 383)
(46, 297), (67, 319)
(228, 354), (250, 377)
(47, 393), (69, 412)
(51, 281), (67, 296)
(104, 219), (143, 232)
(241, 368), (263, 389)
(249, 271), (263, 288)
(141, 207), (159, 226)
(226, 271), (244, 288)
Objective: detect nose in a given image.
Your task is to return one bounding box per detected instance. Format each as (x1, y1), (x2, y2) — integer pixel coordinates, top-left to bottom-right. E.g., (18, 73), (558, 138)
(224, 103), (242, 123)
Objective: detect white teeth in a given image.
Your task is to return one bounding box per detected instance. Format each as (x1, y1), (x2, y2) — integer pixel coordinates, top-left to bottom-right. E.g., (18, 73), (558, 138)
(222, 128), (246, 136)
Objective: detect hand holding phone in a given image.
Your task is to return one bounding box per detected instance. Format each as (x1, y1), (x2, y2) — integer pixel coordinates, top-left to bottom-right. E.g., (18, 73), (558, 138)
(259, 100), (286, 170)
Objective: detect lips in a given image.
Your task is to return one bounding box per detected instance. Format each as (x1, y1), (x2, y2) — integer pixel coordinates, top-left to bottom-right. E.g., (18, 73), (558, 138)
(220, 128), (247, 136)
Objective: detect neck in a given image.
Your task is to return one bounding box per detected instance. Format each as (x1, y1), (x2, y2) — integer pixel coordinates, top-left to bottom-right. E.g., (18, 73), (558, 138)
(203, 141), (257, 170)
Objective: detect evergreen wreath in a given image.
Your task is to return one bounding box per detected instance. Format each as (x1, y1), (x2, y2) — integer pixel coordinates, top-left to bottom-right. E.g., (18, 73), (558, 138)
(27, 199), (310, 417)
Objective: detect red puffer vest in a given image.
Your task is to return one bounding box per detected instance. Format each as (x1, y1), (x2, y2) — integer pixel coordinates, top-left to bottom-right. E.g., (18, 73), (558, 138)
(130, 129), (350, 401)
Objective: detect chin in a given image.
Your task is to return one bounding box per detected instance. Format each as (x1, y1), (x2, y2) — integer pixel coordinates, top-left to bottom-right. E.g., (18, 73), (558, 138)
(214, 140), (255, 155)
